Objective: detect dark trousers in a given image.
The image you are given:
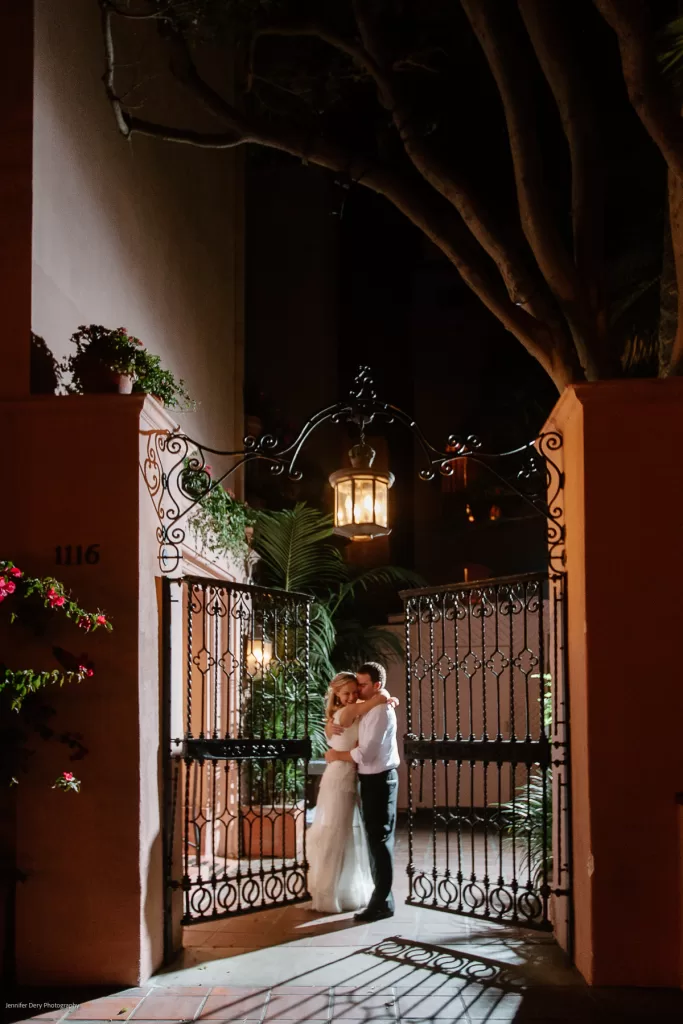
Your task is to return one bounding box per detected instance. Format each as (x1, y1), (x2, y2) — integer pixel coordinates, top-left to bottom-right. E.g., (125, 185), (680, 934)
(359, 768), (398, 912)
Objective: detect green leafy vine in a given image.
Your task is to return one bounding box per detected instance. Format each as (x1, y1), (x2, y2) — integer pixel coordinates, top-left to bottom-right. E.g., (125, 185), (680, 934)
(182, 456), (256, 562)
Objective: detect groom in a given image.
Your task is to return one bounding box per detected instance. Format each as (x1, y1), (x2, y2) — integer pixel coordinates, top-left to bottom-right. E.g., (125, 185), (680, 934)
(324, 662), (400, 921)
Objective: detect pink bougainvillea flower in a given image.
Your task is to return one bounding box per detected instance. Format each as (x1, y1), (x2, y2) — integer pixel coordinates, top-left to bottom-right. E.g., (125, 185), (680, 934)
(96, 614), (107, 625)
(0, 579), (16, 595)
(78, 664), (95, 677)
(46, 587), (66, 608)
(8, 567), (22, 578)
(63, 772), (75, 781)
(78, 616), (92, 631)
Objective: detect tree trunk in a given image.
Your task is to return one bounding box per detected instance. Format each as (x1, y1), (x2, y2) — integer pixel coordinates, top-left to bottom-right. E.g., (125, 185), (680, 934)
(666, 167), (683, 375)
(658, 181), (677, 376)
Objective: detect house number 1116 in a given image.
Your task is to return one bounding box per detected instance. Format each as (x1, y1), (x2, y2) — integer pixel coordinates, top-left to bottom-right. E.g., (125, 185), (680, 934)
(55, 545), (100, 566)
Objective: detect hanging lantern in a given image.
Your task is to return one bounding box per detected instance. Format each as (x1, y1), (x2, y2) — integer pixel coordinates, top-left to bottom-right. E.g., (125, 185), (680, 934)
(329, 442), (395, 541)
(244, 636), (274, 676)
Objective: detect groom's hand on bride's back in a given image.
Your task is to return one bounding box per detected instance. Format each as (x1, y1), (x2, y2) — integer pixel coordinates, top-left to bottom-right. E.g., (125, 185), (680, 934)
(325, 749), (354, 762)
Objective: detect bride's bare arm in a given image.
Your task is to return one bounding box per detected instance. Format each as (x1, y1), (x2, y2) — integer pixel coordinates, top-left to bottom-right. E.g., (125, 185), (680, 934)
(338, 689), (396, 728)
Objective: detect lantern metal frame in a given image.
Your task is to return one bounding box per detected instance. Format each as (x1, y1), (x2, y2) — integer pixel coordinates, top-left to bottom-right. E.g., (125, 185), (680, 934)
(143, 365), (565, 573)
(329, 437), (395, 541)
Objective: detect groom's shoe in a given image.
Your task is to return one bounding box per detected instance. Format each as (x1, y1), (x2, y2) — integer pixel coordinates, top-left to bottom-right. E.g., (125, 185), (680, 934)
(354, 906), (394, 923)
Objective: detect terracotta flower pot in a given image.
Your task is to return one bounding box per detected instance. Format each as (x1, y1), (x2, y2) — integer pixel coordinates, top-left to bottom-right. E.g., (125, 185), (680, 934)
(76, 361), (134, 394)
(240, 803), (304, 859)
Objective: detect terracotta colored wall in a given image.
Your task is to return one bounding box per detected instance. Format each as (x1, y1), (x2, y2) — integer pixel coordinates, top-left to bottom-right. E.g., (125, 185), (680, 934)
(549, 379), (683, 987)
(3, 397), (145, 984)
(32, 0), (243, 450)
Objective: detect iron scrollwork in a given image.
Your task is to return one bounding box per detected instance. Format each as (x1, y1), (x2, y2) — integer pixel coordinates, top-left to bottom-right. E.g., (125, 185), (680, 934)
(400, 571), (570, 933)
(165, 576), (313, 925)
(183, 738), (312, 762)
(143, 365), (565, 573)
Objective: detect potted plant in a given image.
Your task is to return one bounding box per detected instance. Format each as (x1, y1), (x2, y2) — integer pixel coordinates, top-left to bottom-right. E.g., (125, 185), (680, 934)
(133, 352), (193, 409)
(30, 333), (61, 395)
(238, 671), (311, 859)
(62, 324), (141, 394)
(62, 324), (193, 407)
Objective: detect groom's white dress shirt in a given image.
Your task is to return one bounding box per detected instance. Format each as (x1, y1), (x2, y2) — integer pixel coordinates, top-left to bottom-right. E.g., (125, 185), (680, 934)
(350, 704), (401, 775)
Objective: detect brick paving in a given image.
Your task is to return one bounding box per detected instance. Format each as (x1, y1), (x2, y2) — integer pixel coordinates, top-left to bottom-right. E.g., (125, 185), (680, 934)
(7, 827), (683, 1022)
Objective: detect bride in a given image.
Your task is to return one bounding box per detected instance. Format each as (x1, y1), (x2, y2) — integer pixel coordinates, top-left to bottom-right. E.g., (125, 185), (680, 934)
(307, 671), (394, 913)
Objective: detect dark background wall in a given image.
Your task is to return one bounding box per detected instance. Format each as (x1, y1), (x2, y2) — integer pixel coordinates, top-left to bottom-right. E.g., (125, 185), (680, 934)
(244, 153), (557, 596)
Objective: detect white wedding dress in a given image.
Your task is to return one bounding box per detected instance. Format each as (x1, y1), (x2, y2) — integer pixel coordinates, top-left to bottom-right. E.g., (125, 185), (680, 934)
(307, 710), (374, 913)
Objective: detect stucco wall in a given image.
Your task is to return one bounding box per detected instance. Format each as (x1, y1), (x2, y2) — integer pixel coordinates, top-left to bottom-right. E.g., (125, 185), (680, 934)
(549, 379), (683, 987)
(32, 0), (243, 450)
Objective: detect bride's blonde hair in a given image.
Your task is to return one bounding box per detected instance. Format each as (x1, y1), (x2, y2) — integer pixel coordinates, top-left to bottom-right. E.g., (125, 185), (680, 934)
(325, 671), (358, 721)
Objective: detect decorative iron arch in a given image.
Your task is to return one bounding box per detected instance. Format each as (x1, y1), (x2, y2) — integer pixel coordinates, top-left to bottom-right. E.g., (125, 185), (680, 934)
(143, 365), (565, 573)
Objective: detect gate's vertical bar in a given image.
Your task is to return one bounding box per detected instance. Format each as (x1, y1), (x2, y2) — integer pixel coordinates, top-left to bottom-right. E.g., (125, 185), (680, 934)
(454, 587), (463, 908)
(303, 597), (311, 894)
(538, 578), (549, 925)
(429, 600), (438, 903)
(404, 596), (414, 904)
(162, 576), (175, 963)
(481, 587), (490, 916)
(556, 571), (574, 956)
(184, 582), (194, 921)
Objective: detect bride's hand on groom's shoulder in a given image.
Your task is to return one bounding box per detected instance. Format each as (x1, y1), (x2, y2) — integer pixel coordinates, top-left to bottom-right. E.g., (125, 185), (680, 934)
(379, 688), (400, 709)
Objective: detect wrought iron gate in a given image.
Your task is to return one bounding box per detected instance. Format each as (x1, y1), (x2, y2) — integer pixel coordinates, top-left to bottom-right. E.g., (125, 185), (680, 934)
(162, 576), (312, 946)
(401, 571), (570, 936)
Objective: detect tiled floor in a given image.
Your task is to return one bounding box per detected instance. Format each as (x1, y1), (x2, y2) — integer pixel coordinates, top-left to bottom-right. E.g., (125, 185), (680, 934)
(8, 828), (683, 1023)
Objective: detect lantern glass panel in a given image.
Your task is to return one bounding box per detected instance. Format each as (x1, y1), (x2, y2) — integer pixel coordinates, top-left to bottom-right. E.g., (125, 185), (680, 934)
(354, 477), (375, 524)
(336, 478), (353, 527)
(245, 639), (273, 677)
(374, 480), (388, 527)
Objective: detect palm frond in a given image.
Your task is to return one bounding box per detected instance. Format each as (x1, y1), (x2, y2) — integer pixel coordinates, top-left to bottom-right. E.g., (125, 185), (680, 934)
(332, 565), (426, 612)
(331, 618), (404, 670)
(608, 277), (660, 329)
(659, 16), (683, 83)
(309, 601), (336, 686)
(500, 773), (552, 885)
(253, 503), (345, 594)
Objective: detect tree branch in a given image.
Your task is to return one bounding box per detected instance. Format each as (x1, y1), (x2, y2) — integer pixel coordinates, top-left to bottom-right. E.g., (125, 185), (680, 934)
(247, 5), (587, 379)
(461, 0), (600, 380)
(100, 1), (135, 138)
(250, 21), (394, 108)
(517, 0), (607, 340)
(594, 0), (683, 182)
(348, 0), (558, 321)
(100, 1), (582, 390)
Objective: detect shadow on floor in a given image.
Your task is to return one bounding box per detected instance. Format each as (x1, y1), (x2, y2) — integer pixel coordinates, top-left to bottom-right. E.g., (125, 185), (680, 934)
(5, 935), (683, 1023)
(370, 935), (683, 1022)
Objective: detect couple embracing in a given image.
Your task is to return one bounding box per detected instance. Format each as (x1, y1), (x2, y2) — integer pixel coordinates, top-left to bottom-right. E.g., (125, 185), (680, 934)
(307, 662), (400, 922)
